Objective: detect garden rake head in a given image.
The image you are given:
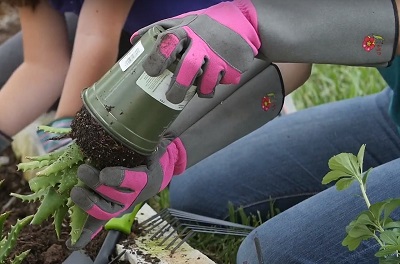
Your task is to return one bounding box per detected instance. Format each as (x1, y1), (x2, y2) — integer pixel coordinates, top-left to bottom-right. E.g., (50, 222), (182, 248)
(139, 208), (255, 254)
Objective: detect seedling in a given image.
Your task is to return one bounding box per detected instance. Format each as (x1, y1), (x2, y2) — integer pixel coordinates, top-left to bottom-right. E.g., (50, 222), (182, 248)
(0, 181), (32, 264)
(322, 144), (400, 263)
(12, 127), (86, 245)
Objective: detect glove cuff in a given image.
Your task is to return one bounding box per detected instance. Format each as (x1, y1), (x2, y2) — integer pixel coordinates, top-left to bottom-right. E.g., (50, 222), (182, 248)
(47, 117), (74, 128)
(254, 0), (398, 67)
(0, 130), (12, 154)
(37, 117), (73, 153)
(168, 60), (284, 169)
(171, 137), (187, 175)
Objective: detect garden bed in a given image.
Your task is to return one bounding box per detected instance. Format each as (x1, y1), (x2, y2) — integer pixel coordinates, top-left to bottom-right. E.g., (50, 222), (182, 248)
(0, 147), (110, 263)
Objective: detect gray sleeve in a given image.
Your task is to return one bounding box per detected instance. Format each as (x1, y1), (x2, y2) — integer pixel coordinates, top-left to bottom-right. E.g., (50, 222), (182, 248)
(167, 60), (284, 168)
(253, 0), (398, 67)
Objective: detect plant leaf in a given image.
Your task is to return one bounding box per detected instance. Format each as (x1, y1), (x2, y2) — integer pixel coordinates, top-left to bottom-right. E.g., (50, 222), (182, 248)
(347, 224), (374, 238)
(355, 213), (375, 226)
(328, 153), (360, 177)
(342, 234), (369, 251)
(369, 201), (388, 223)
(361, 168), (372, 190)
(379, 255), (400, 264)
(335, 177), (355, 191)
(384, 221), (400, 229)
(357, 144), (366, 173)
(380, 230), (399, 246)
(375, 245), (400, 257)
(382, 198), (400, 224)
(322, 170), (352, 185)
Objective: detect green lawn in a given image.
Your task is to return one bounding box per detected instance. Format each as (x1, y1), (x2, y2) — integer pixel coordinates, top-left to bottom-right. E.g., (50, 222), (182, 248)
(153, 64), (388, 264)
(292, 64), (386, 110)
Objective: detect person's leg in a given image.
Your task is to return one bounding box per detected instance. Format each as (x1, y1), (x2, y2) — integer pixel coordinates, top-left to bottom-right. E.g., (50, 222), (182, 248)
(0, 12), (78, 89)
(169, 87), (400, 220)
(237, 157), (400, 264)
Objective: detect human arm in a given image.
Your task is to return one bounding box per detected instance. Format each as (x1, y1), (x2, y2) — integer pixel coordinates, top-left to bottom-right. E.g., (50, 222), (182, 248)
(54, 0), (135, 119)
(0, 0), (70, 137)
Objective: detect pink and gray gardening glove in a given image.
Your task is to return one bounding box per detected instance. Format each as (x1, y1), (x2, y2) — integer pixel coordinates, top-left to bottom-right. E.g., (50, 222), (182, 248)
(37, 117), (73, 153)
(66, 135), (187, 250)
(130, 0), (261, 104)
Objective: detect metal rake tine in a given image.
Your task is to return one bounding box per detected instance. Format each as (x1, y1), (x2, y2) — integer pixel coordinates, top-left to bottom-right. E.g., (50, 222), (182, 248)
(157, 225), (180, 246)
(139, 208), (169, 228)
(167, 208), (255, 230)
(141, 209), (177, 232)
(164, 225), (249, 254)
(175, 224), (251, 237)
(149, 218), (179, 240)
(170, 231), (196, 254)
(166, 225), (252, 253)
(157, 225), (196, 247)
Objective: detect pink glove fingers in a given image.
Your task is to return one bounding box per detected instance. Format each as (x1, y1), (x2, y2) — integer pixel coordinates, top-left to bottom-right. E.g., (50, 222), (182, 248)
(95, 185), (136, 204)
(158, 33), (181, 58)
(159, 138), (187, 190)
(175, 31), (207, 87)
(87, 203), (125, 220)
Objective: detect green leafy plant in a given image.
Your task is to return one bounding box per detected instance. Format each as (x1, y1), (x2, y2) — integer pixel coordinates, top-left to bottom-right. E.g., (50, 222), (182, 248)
(0, 181), (33, 264)
(11, 126), (88, 246)
(322, 144), (400, 263)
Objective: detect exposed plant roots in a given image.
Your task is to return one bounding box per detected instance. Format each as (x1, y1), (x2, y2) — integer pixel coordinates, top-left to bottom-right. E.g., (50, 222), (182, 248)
(70, 106), (146, 169)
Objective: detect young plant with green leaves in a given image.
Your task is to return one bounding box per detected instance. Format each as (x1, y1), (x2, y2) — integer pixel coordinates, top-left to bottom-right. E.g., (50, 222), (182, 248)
(0, 181), (33, 264)
(12, 126), (88, 246)
(322, 144), (400, 263)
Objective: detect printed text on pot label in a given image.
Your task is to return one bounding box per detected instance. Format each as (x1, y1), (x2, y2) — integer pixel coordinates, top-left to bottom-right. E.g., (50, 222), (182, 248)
(136, 70), (196, 110)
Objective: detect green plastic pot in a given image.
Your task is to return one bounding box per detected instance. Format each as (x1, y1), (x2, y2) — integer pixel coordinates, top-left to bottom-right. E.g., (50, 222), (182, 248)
(82, 26), (195, 155)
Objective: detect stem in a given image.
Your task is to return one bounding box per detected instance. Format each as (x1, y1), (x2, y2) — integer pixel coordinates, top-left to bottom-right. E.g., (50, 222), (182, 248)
(358, 178), (371, 208)
(372, 233), (385, 248)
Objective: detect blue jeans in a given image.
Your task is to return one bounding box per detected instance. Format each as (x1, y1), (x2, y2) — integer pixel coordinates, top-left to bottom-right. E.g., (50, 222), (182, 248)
(169, 88), (400, 263)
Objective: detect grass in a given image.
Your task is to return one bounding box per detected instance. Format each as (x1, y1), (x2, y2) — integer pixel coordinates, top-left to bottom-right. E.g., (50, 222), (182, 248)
(292, 64), (386, 110)
(151, 64), (388, 264)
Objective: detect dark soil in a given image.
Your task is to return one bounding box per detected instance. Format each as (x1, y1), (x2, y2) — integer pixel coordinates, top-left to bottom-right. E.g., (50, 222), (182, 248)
(70, 106), (146, 169)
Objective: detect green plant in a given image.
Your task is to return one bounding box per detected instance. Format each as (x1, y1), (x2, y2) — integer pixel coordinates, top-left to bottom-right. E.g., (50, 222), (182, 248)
(322, 144), (400, 263)
(0, 180), (33, 264)
(11, 126), (88, 246)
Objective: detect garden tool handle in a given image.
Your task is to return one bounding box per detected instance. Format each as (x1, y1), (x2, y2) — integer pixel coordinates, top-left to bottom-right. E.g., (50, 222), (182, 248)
(104, 203), (143, 234)
(93, 203), (143, 264)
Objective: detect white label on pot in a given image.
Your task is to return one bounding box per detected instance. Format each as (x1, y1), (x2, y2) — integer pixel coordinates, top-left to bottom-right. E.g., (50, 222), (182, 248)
(119, 41), (145, 72)
(136, 70), (196, 111)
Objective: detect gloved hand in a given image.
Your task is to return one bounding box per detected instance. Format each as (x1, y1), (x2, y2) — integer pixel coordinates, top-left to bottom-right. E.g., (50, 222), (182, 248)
(66, 135), (187, 250)
(37, 117), (73, 153)
(130, 0), (261, 104)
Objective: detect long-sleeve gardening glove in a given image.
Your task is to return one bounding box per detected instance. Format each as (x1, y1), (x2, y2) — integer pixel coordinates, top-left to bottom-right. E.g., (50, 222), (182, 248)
(66, 134), (186, 250)
(133, 0), (397, 90)
(0, 130), (12, 154)
(36, 117), (73, 153)
(130, 0), (261, 103)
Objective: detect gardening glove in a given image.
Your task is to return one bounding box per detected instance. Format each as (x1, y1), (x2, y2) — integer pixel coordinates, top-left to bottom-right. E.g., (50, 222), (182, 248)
(36, 117), (73, 153)
(130, 0), (261, 103)
(249, 0), (396, 66)
(66, 134), (186, 250)
(0, 130), (12, 154)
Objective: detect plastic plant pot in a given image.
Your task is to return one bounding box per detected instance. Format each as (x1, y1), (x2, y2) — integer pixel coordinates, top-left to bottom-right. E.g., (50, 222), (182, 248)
(82, 26), (196, 155)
